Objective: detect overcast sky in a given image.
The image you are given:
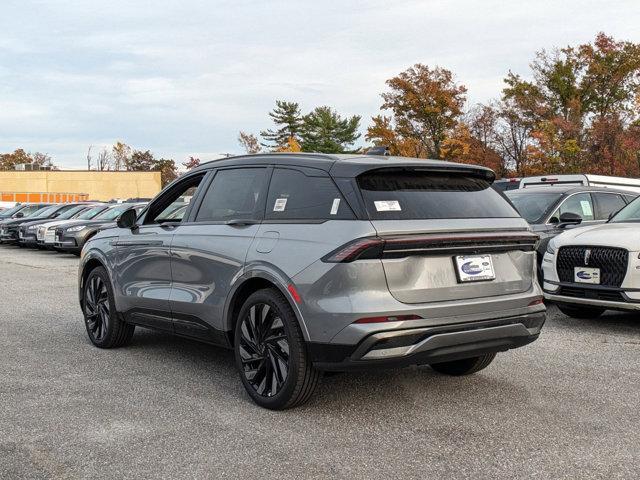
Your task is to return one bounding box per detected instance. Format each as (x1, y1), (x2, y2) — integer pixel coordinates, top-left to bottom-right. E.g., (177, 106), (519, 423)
(1, 0), (639, 169)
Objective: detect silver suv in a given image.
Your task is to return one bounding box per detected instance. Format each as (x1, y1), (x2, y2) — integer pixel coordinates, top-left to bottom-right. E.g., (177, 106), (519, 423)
(78, 153), (546, 409)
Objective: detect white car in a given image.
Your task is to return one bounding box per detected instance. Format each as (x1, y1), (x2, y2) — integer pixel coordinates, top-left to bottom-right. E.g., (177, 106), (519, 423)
(542, 197), (640, 317)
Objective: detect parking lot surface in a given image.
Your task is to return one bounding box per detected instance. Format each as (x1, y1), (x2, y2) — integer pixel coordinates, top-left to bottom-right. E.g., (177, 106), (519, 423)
(1, 246), (639, 479)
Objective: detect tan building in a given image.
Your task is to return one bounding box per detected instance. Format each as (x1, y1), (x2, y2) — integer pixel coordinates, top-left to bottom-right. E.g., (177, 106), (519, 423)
(0, 170), (162, 202)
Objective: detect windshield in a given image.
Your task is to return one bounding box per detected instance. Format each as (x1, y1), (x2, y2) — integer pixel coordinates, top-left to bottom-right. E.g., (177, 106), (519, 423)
(610, 197), (640, 223)
(504, 191), (563, 223)
(0, 205), (23, 218)
(95, 205), (134, 221)
(29, 205), (59, 218)
(57, 205), (87, 220)
(77, 206), (107, 220)
(358, 169), (518, 220)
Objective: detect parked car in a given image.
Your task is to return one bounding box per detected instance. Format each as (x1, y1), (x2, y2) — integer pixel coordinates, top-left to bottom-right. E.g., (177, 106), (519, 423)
(542, 195), (640, 317)
(37, 204), (110, 248)
(18, 204), (97, 248)
(504, 186), (637, 280)
(55, 203), (146, 255)
(492, 178), (522, 192)
(518, 174), (640, 193)
(0, 204), (65, 244)
(78, 153), (546, 409)
(0, 203), (50, 221)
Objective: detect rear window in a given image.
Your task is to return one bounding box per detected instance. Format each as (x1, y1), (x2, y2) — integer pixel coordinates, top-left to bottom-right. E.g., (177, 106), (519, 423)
(504, 191), (564, 223)
(358, 169), (518, 220)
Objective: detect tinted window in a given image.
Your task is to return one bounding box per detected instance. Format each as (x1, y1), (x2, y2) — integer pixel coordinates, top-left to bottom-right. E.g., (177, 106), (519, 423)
(550, 193), (594, 222)
(57, 205), (87, 220)
(144, 174), (203, 224)
(504, 191), (563, 223)
(593, 193), (626, 220)
(359, 169), (518, 220)
(96, 205), (137, 221)
(77, 206), (107, 220)
(196, 168), (267, 222)
(265, 168), (354, 221)
(29, 205), (58, 217)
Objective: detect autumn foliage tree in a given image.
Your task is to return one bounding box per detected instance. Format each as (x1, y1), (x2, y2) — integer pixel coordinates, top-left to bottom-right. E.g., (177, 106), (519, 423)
(367, 64), (467, 159)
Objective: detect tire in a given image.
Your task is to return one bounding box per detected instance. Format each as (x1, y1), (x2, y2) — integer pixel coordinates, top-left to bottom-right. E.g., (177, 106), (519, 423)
(82, 266), (135, 348)
(557, 304), (605, 319)
(430, 353), (497, 376)
(234, 288), (320, 410)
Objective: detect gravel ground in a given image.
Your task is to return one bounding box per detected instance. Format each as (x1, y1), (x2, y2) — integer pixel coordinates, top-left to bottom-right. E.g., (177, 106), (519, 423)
(1, 245), (639, 479)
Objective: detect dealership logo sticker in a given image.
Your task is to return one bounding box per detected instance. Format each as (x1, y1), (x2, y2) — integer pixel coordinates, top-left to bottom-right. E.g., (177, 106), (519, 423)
(576, 270), (592, 280)
(461, 261), (483, 275)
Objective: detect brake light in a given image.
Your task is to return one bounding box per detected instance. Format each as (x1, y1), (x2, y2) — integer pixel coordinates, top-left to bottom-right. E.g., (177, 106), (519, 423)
(528, 297), (544, 306)
(353, 314), (422, 324)
(322, 237), (385, 263)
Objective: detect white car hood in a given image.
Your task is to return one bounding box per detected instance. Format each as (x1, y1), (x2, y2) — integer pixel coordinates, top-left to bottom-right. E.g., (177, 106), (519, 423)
(554, 223), (640, 250)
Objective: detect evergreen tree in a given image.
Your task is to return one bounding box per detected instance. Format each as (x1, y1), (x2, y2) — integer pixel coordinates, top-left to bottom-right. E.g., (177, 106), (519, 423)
(260, 100), (303, 149)
(300, 106), (361, 153)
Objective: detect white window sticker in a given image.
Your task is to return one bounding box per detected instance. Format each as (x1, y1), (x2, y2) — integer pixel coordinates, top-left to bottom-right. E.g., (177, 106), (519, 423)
(374, 200), (401, 212)
(273, 198), (288, 212)
(580, 200), (593, 217)
(330, 198), (340, 215)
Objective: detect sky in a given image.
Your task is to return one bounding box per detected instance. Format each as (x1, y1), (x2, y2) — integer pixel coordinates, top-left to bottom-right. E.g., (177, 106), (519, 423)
(1, 0), (639, 169)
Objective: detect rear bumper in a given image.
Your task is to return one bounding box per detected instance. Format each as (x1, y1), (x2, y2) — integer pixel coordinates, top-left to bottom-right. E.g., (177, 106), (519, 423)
(309, 312), (545, 371)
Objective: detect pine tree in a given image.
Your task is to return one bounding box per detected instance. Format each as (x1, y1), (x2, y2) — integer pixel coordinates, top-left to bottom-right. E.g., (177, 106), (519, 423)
(260, 101), (303, 149)
(300, 106), (361, 153)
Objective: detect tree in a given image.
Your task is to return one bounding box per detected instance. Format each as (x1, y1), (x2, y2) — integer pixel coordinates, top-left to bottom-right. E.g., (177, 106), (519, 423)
(238, 131), (261, 154)
(182, 156), (201, 170)
(368, 64), (467, 159)
(0, 149), (32, 169)
(112, 142), (132, 171)
(127, 150), (156, 171)
(96, 148), (112, 171)
(155, 159), (178, 187)
(260, 100), (304, 149)
(300, 106), (361, 153)
(277, 136), (301, 152)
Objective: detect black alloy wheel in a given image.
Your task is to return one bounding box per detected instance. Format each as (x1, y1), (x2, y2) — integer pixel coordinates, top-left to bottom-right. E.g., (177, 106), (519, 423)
(238, 302), (290, 397)
(82, 266), (135, 348)
(84, 274), (110, 342)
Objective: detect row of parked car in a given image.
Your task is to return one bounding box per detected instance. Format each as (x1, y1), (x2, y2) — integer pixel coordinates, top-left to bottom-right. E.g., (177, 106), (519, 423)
(495, 173), (640, 319)
(0, 201), (151, 254)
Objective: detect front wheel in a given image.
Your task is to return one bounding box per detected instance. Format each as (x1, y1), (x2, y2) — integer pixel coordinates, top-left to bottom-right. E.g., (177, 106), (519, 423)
(430, 353), (497, 376)
(82, 266), (135, 348)
(557, 304), (605, 319)
(234, 288), (320, 410)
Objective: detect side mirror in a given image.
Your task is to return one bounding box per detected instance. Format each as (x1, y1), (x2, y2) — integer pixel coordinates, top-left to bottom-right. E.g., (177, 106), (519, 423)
(15, 212), (24, 218)
(558, 212), (582, 228)
(116, 208), (137, 229)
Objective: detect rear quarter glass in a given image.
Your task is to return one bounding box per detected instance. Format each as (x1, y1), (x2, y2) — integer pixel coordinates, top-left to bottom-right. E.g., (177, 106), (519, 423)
(357, 169), (519, 220)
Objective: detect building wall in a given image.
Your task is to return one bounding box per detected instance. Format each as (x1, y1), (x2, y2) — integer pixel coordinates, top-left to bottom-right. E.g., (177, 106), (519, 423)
(0, 170), (162, 201)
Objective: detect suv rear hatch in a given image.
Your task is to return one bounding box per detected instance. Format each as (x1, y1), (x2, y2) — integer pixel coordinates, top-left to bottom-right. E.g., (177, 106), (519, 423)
(356, 167), (537, 304)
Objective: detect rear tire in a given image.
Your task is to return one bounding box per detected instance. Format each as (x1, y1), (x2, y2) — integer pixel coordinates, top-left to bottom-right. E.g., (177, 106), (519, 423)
(82, 266), (135, 348)
(234, 288), (320, 410)
(430, 353), (496, 376)
(557, 304), (605, 319)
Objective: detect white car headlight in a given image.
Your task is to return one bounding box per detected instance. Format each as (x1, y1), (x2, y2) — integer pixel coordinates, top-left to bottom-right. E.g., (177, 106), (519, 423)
(67, 225), (86, 232)
(546, 239), (557, 255)
(27, 225), (37, 231)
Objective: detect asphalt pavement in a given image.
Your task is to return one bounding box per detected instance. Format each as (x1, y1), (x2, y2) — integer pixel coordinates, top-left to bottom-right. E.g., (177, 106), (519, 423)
(1, 245), (639, 479)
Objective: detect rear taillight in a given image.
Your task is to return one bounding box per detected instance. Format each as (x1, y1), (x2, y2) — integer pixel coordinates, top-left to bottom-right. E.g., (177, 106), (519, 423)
(322, 237), (385, 263)
(353, 314), (422, 324)
(528, 297), (544, 306)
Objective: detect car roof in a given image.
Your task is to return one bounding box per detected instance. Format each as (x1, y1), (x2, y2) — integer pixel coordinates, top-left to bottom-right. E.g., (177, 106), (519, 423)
(193, 153), (495, 180)
(506, 185), (637, 195)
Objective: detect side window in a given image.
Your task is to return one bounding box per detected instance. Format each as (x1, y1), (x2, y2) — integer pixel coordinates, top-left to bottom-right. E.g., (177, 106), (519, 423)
(624, 194), (637, 204)
(195, 168), (268, 222)
(265, 168), (355, 221)
(593, 193), (626, 220)
(551, 193), (594, 222)
(144, 174), (204, 224)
